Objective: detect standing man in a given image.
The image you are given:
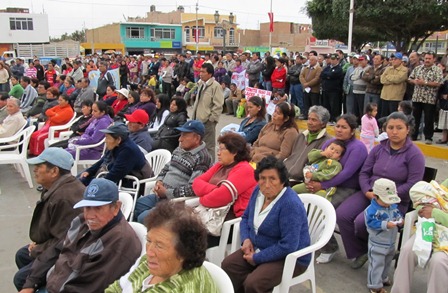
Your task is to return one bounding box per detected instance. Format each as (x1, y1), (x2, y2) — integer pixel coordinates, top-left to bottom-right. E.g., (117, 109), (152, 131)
(11, 58), (25, 79)
(380, 53), (408, 118)
(68, 60), (84, 83)
(96, 61), (114, 99)
(246, 52), (263, 88)
(14, 148), (85, 290)
(409, 52), (443, 144)
(363, 54), (386, 108)
(299, 55), (322, 119)
(191, 63), (224, 161)
(350, 55), (370, 122)
(320, 53), (344, 122)
(34, 59), (45, 81)
(404, 52), (421, 101)
(73, 78), (96, 114)
(288, 55), (304, 113)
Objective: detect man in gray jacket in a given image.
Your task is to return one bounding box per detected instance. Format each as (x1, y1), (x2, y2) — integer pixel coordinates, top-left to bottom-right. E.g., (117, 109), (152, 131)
(246, 52), (263, 87)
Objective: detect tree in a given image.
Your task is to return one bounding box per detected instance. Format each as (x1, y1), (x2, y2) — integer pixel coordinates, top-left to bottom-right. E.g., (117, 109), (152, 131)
(50, 30), (86, 42)
(306, 0), (448, 53)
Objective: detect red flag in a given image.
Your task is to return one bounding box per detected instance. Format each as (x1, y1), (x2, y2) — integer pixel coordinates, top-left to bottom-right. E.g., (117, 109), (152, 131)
(194, 28), (199, 43)
(268, 12), (274, 32)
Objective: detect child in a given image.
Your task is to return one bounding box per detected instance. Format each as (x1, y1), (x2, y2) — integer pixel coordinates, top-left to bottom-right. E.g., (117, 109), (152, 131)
(292, 139), (345, 199)
(360, 103), (379, 152)
(365, 178), (403, 293)
(148, 74), (157, 91)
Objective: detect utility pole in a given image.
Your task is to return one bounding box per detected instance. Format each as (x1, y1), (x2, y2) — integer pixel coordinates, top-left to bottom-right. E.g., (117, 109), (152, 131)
(195, 1), (199, 54)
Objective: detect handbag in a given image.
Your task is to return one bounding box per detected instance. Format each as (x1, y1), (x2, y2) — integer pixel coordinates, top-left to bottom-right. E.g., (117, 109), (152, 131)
(194, 180), (238, 236)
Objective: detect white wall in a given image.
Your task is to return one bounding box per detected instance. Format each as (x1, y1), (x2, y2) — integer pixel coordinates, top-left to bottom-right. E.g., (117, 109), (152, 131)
(0, 13), (49, 43)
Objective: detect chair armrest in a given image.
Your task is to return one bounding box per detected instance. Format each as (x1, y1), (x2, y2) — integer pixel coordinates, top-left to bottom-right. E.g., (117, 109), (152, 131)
(59, 131), (73, 140)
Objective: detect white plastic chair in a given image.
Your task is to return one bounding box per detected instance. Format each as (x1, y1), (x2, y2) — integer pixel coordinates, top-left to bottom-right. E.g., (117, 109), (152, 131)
(129, 222), (147, 256)
(206, 218), (242, 266)
(119, 192), (134, 221)
(45, 114), (81, 147)
(272, 193), (336, 293)
(203, 261), (235, 293)
(0, 125), (35, 188)
(71, 137), (106, 175)
(140, 149), (171, 195)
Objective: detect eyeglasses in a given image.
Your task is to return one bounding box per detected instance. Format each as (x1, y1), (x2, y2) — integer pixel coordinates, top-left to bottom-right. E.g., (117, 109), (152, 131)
(216, 146), (227, 153)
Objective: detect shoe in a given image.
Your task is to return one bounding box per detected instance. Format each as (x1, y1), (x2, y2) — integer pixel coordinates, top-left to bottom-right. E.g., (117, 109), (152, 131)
(370, 288), (387, 293)
(351, 254), (368, 269)
(36, 185), (44, 192)
(436, 139), (448, 144)
(425, 139), (433, 145)
(316, 252), (336, 263)
(383, 277), (392, 287)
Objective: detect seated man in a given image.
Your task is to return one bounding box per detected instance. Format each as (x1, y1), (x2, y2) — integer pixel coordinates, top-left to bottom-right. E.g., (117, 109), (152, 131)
(19, 76), (38, 114)
(14, 148), (85, 290)
(125, 109), (153, 154)
(283, 105), (331, 184)
(134, 120), (212, 223)
(18, 178), (141, 293)
(0, 97), (27, 139)
(0, 92), (8, 124)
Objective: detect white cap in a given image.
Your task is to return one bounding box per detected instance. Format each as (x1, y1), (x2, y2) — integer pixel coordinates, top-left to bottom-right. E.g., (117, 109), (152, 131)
(373, 178), (401, 204)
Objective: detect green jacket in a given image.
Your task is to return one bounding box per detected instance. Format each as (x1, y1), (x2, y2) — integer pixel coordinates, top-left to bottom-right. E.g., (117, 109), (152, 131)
(105, 255), (219, 293)
(307, 149), (343, 182)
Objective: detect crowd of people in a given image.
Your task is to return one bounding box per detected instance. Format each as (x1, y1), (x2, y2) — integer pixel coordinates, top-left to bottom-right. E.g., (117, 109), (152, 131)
(1, 48), (447, 293)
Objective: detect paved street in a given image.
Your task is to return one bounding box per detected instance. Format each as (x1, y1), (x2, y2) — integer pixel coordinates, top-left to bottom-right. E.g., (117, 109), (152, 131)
(1, 113), (446, 292)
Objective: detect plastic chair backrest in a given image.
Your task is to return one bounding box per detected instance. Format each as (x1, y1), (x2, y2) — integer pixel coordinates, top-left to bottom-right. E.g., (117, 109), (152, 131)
(144, 149), (171, 177)
(119, 192), (134, 221)
(128, 222), (147, 256)
(203, 261), (235, 293)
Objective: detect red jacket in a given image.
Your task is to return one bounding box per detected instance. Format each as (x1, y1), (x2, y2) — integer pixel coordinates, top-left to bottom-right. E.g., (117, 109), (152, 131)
(192, 161), (257, 217)
(271, 66), (287, 89)
(111, 98), (128, 114)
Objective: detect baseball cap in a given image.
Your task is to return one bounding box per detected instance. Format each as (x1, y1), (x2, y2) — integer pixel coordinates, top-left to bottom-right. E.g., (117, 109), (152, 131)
(115, 88), (129, 98)
(358, 56), (366, 61)
(402, 56), (409, 63)
(176, 120), (205, 137)
(186, 51), (192, 54)
(373, 178), (401, 204)
(392, 52), (403, 60)
(353, 54), (360, 59)
(27, 147), (74, 171)
(100, 122), (129, 137)
(125, 109), (149, 124)
(73, 178), (118, 208)
(348, 52), (356, 57)
(330, 53), (339, 59)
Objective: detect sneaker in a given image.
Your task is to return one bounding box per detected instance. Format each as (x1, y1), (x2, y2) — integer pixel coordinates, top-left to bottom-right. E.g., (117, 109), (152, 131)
(351, 254), (368, 269)
(370, 288), (387, 293)
(425, 139), (433, 145)
(316, 252), (336, 263)
(36, 185), (44, 192)
(383, 277), (392, 287)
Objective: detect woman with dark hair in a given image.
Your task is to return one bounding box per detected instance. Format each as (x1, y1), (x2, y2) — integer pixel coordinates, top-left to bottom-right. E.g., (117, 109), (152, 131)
(105, 201), (219, 292)
(192, 133), (257, 246)
(148, 94), (170, 134)
(152, 97), (188, 152)
(250, 102), (298, 163)
(271, 57), (287, 93)
(49, 100), (94, 149)
(119, 60), (129, 89)
(222, 156), (310, 292)
(336, 112), (424, 269)
(238, 96), (267, 144)
(102, 85), (118, 106)
(65, 100), (114, 160)
(29, 94), (74, 156)
(135, 88), (156, 118)
(261, 56), (275, 91)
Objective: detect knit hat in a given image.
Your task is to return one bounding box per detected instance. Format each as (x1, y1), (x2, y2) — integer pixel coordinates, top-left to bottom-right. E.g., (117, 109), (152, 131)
(373, 178), (401, 204)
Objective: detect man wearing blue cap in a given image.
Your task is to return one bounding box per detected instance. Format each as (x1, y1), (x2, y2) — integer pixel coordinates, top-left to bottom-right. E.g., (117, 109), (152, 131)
(19, 178), (141, 293)
(134, 120), (212, 223)
(14, 148), (85, 291)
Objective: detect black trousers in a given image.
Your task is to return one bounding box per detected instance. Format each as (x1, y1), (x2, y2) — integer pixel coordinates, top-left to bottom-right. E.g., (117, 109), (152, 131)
(412, 102), (436, 140)
(303, 92), (320, 118)
(322, 90), (342, 121)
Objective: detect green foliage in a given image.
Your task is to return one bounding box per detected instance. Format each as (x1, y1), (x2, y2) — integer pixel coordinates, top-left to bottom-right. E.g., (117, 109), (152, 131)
(50, 30), (86, 42)
(306, 0), (448, 52)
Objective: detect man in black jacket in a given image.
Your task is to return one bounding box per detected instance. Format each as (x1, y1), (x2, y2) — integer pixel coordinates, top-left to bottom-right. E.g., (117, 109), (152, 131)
(320, 54), (344, 122)
(288, 55), (305, 113)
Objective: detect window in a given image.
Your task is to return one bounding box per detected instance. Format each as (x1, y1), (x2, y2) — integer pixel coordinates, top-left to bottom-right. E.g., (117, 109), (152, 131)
(214, 27), (223, 38)
(192, 26), (205, 38)
(10, 17), (34, 30)
(150, 28), (176, 40)
(126, 27), (144, 39)
(229, 28), (235, 44)
(184, 26), (190, 42)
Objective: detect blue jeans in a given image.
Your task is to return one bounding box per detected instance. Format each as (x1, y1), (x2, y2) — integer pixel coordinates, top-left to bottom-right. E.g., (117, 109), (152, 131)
(263, 81), (272, 91)
(364, 93), (381, 109)
(290, 83), (304, 112)
(14, 245), (34, 290)
(345, 89), (355, 115)
(134, 194), (161, 223)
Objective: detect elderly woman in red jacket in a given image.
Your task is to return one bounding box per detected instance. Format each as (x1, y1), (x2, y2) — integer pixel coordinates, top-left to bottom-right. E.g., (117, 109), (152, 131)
(192, 132), (257, 247)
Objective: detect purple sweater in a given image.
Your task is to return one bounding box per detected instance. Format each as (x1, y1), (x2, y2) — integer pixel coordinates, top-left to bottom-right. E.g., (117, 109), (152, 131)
(320, 137), (368, 190)
(359, 138), (425, 208)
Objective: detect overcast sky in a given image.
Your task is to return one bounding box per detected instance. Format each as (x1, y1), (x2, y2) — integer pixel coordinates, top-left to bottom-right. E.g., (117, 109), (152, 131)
(2, 0), (311, 37)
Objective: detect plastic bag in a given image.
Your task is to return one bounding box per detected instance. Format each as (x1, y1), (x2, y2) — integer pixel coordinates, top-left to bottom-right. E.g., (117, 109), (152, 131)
(412, 216), (435, 268)
(236, 103), (245, 118)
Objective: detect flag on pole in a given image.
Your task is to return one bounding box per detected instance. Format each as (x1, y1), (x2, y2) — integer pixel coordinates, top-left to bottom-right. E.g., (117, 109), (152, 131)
(268, 12), (274, 32)
(194, 28), (199, 43)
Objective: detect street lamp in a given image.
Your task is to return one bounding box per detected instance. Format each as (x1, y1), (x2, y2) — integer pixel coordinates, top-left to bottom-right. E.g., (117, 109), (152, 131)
(214, 11), (234, 55)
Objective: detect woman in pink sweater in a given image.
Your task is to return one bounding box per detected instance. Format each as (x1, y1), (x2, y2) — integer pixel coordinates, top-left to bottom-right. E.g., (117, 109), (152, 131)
(192, 132), (257, 246)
